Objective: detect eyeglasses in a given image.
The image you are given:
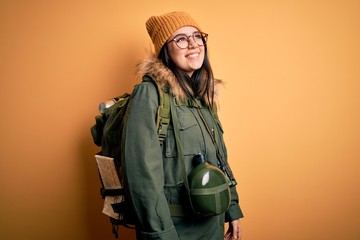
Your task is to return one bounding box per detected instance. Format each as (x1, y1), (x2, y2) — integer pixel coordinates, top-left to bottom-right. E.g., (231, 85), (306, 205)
(168, 32), (208, 49)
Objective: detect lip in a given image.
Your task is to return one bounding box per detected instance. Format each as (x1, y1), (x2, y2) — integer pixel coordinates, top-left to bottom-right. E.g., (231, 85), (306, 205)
(185, 51), (200, 59)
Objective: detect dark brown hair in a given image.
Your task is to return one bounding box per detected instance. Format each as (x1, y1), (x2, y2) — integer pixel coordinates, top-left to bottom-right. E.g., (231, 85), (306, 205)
(158, 44), (216, 108)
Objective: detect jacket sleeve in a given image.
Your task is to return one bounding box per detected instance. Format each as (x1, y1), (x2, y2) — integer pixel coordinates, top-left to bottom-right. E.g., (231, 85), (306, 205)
(123, 82), (179, 240)
(225, 186), (244, 222)
(214, 111), (244, 222)
(222, 129), (244, 222)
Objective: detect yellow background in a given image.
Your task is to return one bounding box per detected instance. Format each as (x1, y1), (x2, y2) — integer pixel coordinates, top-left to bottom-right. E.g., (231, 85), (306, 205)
(1, 1), (359, 239)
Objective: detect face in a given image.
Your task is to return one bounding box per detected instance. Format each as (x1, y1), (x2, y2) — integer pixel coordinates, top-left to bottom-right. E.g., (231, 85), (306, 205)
(167, 26), (206, 77)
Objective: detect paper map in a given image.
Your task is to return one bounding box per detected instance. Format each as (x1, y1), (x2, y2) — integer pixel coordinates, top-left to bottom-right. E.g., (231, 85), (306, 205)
(95, 155), (122, 189)
(95, 155), (124, 219)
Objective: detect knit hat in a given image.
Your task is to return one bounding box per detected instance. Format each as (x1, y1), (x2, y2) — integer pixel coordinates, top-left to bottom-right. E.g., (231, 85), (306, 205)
(146, 12), (201, 55)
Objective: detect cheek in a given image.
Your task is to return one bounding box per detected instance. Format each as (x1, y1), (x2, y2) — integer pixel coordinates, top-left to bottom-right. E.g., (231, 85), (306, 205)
(168, 47), (180, 62)
(169, 51), (184, 67)
(200, 52), (205, 62)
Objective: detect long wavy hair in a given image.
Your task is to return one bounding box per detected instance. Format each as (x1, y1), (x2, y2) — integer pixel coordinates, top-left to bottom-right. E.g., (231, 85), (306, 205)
(158, 43), (216, 108)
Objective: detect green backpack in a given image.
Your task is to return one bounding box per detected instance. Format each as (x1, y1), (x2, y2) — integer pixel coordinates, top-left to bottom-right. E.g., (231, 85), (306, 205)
(90, 75), (170, 239)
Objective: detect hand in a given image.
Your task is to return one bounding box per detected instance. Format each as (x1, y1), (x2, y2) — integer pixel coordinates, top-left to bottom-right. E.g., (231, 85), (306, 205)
(224, 219), (242, 240)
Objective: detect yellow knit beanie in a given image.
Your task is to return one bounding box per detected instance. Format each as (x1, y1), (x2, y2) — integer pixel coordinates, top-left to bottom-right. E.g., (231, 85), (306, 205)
(146, 12), (201, 56)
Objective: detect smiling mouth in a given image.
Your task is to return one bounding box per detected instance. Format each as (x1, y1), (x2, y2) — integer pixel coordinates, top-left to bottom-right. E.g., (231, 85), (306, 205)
(187, 53), (199, 59)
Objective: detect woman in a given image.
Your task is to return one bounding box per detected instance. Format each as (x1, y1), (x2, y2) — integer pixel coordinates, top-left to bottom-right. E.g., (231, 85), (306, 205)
(122, 12), (243, 240)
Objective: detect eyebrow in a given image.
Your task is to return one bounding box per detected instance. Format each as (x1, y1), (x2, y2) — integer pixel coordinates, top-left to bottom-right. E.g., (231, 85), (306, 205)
(171, 31), (200, 38)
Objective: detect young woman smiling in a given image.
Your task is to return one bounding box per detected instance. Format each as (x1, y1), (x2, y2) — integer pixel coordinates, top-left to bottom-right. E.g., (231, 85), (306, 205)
(122, 11), (244, 240)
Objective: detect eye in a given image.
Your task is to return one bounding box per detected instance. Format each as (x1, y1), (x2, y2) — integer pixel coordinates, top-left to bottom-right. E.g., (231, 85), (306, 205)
(175, 35), (188, 43)
(193, 33), (203, 39)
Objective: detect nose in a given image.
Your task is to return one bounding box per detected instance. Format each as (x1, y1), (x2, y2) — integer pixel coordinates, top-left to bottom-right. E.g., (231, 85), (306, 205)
(188, 37), (198, 49)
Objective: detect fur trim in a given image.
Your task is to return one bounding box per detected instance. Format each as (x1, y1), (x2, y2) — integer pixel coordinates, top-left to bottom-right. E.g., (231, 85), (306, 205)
(135, 55), (188, 101)
(135, 55), (222, 105)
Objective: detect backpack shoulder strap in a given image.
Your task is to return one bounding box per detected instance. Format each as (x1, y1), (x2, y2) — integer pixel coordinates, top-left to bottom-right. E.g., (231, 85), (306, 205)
(142, 75), (171, 143)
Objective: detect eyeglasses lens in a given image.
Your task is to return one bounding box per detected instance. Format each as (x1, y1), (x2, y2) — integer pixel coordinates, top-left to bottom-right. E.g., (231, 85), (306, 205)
(174, 33), (207, 49)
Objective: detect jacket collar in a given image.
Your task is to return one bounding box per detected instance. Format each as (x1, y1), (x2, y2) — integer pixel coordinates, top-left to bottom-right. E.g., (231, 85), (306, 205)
(135, 55), (221, 106)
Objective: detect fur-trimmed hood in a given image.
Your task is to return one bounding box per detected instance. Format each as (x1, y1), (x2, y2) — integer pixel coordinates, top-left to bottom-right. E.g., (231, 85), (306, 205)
(135, 55), (221, 106)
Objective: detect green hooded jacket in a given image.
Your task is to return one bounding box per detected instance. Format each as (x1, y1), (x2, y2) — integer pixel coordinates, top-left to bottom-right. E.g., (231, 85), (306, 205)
(122, 56), (243, 240)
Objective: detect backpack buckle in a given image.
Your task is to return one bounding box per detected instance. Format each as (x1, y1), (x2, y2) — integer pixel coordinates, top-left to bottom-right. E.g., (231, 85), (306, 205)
(158, 119), (170, 142)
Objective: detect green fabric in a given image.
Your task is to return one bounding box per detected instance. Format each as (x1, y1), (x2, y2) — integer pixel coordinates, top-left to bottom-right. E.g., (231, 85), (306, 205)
(143, 75), (171, 143)
(90, 76), (172, 238)
(122, 75), (243, 240)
